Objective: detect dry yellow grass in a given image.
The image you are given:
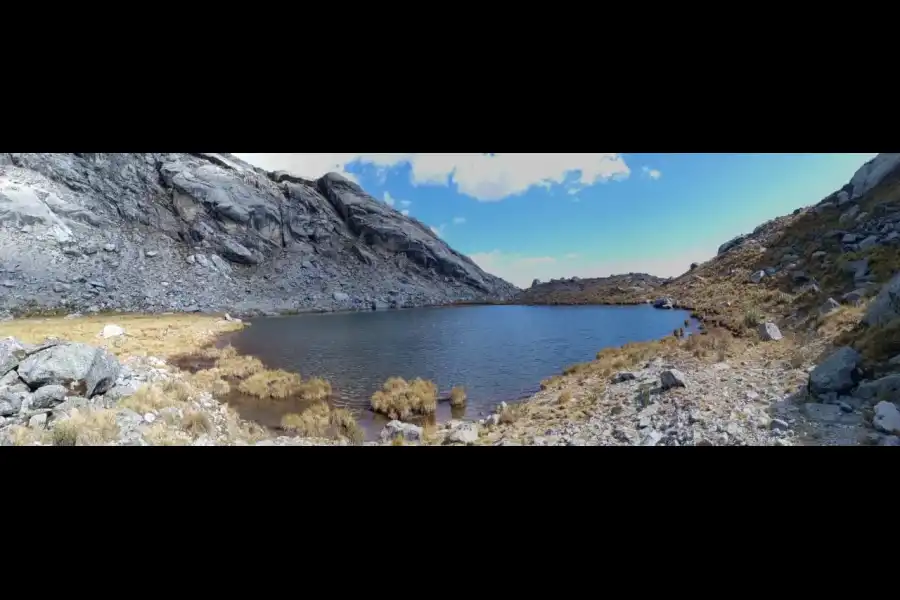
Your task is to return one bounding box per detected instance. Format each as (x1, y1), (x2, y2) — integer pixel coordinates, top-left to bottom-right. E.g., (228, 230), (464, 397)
(557, 390), (572, 404)
(51, 408), (120, 446)
(143, 422), (192, 446)
(280, 404), (364, 444)
(182, 410), (214, 437)
(370, 377), (438, 420)
(6, 425), (52, 446)
(0, 313), (245, 360)
(449, 386), (467, 407)
(237, 370), (331, 401)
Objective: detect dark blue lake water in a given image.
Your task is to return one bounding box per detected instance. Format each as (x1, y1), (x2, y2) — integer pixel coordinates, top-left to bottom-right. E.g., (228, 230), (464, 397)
(224, 304), (696, 437)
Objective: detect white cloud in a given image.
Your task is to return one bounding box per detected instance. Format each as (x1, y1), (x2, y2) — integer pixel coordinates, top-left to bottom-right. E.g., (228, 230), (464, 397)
(469, 248), (712, 289)
(642, 166), (662, 180)
(401, 209), (410, 216)
(383, 192), (395, 206)
(233, 153), (631, 202)
(400, 200), (412, 207)
(452, 216), (466, 225)
(430, 223), (447, 237)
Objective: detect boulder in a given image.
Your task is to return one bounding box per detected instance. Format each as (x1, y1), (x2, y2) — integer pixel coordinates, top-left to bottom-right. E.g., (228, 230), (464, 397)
(758, 322), (783, 341)
(863, 271), (900, 327)
(858, 235), (879, 251)
(854, 375), (900, 402)
(873, 401), (900, 435)
(30, 384), (68, 409)
(380, 420), (423, 443)
(749, 270), (766, 284)
(808, 347), (861, 397)
(0, 337), (27, 376)
(660, 369), (687, 389)
(446, 422), (480, 444)
(819, 298), (841, 315)
(849, 153), (900, 199)
(611, 372), (637, 384)
(16, 342), (120, 398)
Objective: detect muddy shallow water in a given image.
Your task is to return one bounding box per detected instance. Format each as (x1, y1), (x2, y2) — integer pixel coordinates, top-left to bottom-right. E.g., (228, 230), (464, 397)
(221, 304), (698, 439)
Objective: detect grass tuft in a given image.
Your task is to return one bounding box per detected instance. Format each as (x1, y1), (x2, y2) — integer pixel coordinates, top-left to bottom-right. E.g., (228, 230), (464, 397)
(449, 385), (467, 407)
(370, 377), (438, 420)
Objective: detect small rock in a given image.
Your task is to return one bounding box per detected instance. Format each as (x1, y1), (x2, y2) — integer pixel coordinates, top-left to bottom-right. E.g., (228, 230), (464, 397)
(446, 422), (480, 444)
(332, 292), (350, 302)
(103, 243), (116, 252)
(749, 270), (766, 284)
(660, 369), (687, 389)
(774, 439), (792, 447)
(820, 298), (841, 315)
(611, 372), (636, 383)
(380, 420), (422, 442)
(99, 324), (125, 339)
(143, 412), (157, 424)
(29, 413), (47, 429)
(144, 250), (158, 258)
(770, 418), (790, 431)
(641, 430), (663, 446)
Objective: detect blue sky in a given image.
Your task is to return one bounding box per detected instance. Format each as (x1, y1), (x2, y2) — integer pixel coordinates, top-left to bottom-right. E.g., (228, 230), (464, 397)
(234, 153), (876, 288)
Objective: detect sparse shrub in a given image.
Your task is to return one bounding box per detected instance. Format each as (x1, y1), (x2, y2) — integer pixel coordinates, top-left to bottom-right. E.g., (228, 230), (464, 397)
(215, 351), (265, 378)
(330, 407), (365, 445)
(237, 369), (323, 400)
(557, 390), (572, 404)
(182, 410), (214, 437)
(370, 377), (438, 420)
(743, 307), (763, 329)
(449, 385), (467, 407)
(51, 408), (119, 446)
(498, 403), (523, 425)
(690, 262), (699, 270)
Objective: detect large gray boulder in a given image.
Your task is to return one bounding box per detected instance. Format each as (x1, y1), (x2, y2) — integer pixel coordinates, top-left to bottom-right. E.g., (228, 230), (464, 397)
(16, 342), (120, 398)
(808, 347), (862, 397)
(849, 153), (900, 199)
(863, 271), (900, 327)
(854, 375), (900, 402)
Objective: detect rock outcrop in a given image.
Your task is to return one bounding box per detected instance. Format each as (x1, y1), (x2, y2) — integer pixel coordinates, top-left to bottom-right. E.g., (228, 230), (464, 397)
(0, 153), (518, 317)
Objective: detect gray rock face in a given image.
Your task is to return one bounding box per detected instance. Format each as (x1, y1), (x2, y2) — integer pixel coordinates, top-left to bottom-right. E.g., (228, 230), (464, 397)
(864, 271), (900, 327)
(16, 342), (120, 398)
(808, 347), (862, 397)
(849, 153), (900, 199)
(0, 154), (517, 317)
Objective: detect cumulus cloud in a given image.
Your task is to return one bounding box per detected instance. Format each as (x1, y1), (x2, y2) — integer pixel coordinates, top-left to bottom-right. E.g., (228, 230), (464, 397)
(469, 249), (712, 289)
(430, 224), (446, 237)
(452, 216), (466, 224)
(383, 192), (395, 206)
(401, 209), (410, 216)
(642, 166), (662, 180)
(400, 200), (412, 207)
(233, 153), (631, 202)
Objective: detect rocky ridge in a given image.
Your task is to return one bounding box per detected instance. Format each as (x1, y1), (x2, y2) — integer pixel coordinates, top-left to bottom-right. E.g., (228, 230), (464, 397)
(0, 153), (518, 318)
(518, 272), (669, 305)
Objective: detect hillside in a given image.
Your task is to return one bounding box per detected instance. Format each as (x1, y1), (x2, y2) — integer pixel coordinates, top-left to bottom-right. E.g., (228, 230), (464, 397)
(0, 153), (518, 318)
(517, 272), (670, 305)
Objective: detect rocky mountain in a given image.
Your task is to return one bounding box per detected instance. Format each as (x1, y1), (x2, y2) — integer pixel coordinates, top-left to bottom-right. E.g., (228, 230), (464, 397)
(516, 272), (670, 305)
(0, 153), (518, 317)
